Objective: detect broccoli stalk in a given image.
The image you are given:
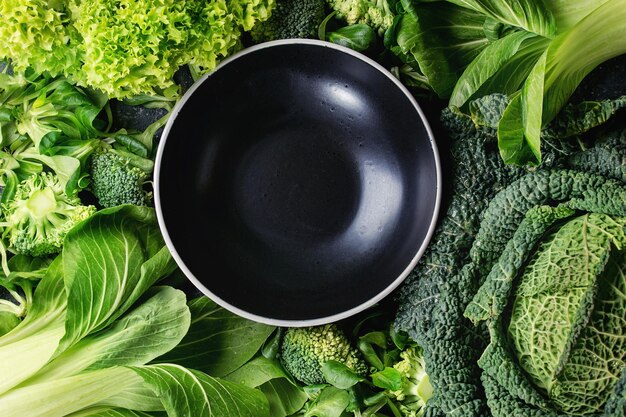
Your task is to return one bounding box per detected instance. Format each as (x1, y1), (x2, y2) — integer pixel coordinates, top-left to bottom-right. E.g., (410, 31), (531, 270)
(250, 0), (327, 42)
(279, 324), (369, 385)
(387, 346), (433, 417)
(0, 172), (96, 257)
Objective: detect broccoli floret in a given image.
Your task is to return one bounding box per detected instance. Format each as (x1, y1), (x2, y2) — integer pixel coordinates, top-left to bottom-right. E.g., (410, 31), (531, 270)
(250, 0), (326, 42)
(0, 172), (96, 257)
(388, 345), (433, 417)
(89, 149), (151, 208)
(327, 0), (395, 36)
(279, 324), (368, 385)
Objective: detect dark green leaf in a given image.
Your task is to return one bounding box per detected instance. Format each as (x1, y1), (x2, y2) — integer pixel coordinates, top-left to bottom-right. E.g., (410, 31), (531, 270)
(358, 339), (384, 370)
(225, 356), (289, 388)
(259, 378), (308, 417)
(321, 360), (364, 389)
(394, 1), (490, 98)
(327, 25), (376, 52)
(154, 296), (275, 377)
(303, 387), (351, 417)
(262, 328), (283, 359)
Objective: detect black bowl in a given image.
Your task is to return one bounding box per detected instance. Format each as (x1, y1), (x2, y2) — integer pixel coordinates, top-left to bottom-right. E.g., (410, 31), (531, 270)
(155, 40), (440, 326)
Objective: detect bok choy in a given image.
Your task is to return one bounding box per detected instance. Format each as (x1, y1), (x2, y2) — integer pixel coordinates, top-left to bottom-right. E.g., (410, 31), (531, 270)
(0, 205), (274, 417)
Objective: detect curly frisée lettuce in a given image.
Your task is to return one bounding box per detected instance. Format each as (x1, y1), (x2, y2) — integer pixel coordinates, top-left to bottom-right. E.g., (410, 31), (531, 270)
(0, 0), (275, 99)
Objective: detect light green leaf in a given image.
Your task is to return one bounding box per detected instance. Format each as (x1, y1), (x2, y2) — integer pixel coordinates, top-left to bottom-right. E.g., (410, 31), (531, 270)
(447, 0), (557, 37)
(450, 31), (541, 108)
(0, 367), (145, 417)
(497, 53), (545, 168)
(0, 312), (20, 337)
(371, 367), (403, 391)
(67, 406), (163, 417)
(497, 0), (626, 165)
(130, 364), (270, 417)
(25, 286), (190, 385)
(154, 296), (274, 377)
(59, 206), (177, 352)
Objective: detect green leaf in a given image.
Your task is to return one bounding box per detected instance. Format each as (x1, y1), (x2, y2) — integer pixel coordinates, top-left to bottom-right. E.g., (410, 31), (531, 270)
(259, 378), (308, 417)
(16, 148), (81, 194)
(327, 25), (377, 52)
(358, 339), (384, 371)
(154, 296), (275, 377)
(225, 356), (290, 388)
(321, 360), (364, 389)
(67, 407), (163, 417)
(0, 312), (19, 337)
(394, 0), (489, 98)
(370, 367), (403, 391)
(470, 35), (550, 103)
(303, 387), (351, 417)
(130, 364), (270, 417)
(262, 328), (283, 359)
(0, 367), (146, 416)
(0, 256), (66, 394)
(497, 0), (626, 165)
(25, 286), (191, 385)
(447, 0), (556, 37)
(58, 206), (177, 352)
(359, 331), (388, 349)
(450, 31), (541, 108)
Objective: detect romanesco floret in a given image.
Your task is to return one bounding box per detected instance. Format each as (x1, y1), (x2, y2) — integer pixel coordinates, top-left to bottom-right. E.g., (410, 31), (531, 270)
(327, 0), (395, 35)
(279, 324), (368, 385)
(89, 150), (150, 208)
(250, 0), (326, 42)
(388, 345), (433, 417)
(0, 172), (96, 257)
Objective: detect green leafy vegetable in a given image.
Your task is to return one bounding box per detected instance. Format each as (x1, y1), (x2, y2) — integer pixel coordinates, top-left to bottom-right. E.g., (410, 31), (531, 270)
(391, 0), (490, 98)
(447, 0), (556, 37)
(279, 324), (368, 386)
(154, 296), (275, 377)
(88, 149), (152, 208)
(0, 0), (275, 99)
(0, 206), (274, 416)
(326, 24), (377, 52)
(250, 0), (326, 42)
(326, 0), (396, 36)
(0, 172), (96, 257)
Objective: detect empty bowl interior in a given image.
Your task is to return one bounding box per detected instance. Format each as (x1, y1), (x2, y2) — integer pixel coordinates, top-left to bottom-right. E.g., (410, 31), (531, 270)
(157, 42), (439, 323)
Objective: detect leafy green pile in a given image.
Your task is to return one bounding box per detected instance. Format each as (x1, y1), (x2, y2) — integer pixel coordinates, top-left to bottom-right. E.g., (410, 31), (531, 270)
(394, 92), (626, 416)
(362, 0), (626, 165)
(0, 68), (167, 283)
(227, 313), (432, 417)
(0, 0), (274, 99)
(0, 205), (279, 416)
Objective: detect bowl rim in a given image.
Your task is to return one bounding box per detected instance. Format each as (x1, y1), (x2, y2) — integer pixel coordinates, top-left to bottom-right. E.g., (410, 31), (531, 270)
(154, 39), (442, 327)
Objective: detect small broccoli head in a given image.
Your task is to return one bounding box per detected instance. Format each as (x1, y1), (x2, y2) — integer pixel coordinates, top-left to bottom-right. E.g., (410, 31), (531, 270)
(388, 345), (433, 416)
(279, 324), (368, 385)
(250, 0), (326, 42)
(1, 172), (96, 257)
(89, 150), (150, 208)
(327, 0), (395, 35)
